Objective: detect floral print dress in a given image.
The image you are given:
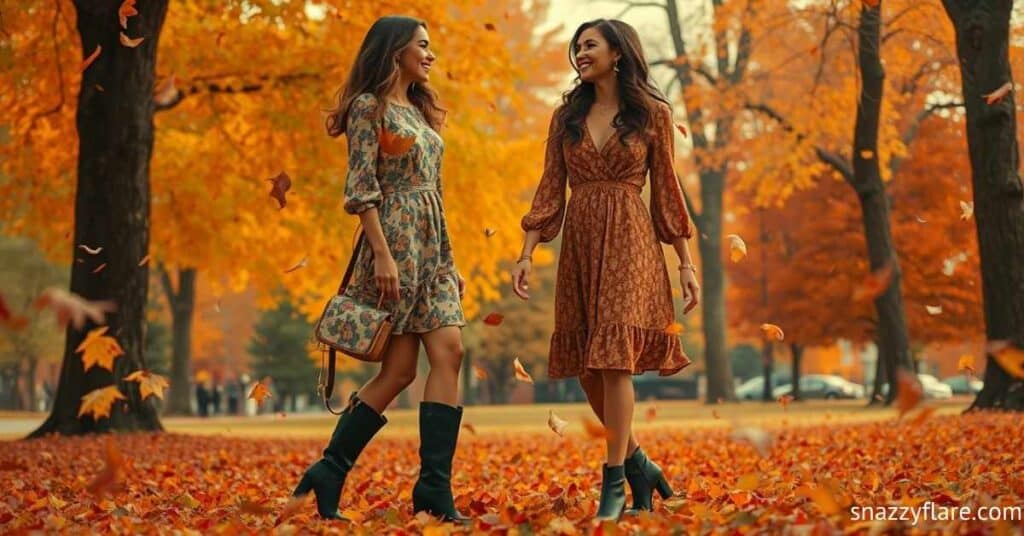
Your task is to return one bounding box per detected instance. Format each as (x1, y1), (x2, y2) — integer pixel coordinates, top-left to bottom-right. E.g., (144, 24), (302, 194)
(342, 93), (465, 335)
(521, 101), (694, 379)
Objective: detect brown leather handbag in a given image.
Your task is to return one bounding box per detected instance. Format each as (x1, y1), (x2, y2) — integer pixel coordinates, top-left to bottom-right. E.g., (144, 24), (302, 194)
(314, 232), (393, 413)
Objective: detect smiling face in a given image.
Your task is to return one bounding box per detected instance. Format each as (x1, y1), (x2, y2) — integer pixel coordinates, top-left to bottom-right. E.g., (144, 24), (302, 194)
(574, 26), (620, 83)
(396, 25), (435, 84)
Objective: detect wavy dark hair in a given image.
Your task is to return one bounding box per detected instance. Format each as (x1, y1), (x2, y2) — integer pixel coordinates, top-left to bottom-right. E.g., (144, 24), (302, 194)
(555, 19), (668, 145)
(325, 15), (446, 137)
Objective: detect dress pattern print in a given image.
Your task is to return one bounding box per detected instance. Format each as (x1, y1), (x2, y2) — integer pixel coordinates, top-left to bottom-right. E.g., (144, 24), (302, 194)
(342, 93), (465, 335)
(521, 101), (694, 379)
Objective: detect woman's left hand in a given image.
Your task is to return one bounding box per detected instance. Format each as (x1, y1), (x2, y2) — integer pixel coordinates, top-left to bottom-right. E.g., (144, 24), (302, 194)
(679, 267), (701, 314)
(457, 273), (466, 298)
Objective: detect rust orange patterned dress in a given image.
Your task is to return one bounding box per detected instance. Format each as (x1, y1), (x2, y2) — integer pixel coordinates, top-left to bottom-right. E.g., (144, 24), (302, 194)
(521, 101), (695, 379)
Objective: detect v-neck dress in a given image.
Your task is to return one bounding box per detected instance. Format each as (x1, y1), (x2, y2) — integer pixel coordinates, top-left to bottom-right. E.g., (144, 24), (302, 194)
(521, 102), (694, 379)
(341, 93), (466, 335)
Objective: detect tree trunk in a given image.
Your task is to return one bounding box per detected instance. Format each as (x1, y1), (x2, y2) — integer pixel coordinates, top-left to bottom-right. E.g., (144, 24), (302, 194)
(29, 0), (169, 437)
(942, 0), (1024, 410)
(698, 169), (735, 402)
(160, 266), (197, 415)
(849, 1), (914, 405)
(870, 342), (888, 405)
(26, 357), (38, 412)
(760, 341), (774, 402)
(789, 343), (803, 401)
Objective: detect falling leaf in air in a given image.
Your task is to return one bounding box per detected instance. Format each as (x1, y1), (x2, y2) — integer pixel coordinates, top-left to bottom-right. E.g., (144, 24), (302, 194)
(984, 81), (1013, 105)
(78, 244), (103, 255)
(777, 394), (793, 410)
(852, 262), (894, 302)
(86, 436), (123, 495)
(92, 263), (107, 274)
(81, 45), (102, 72)
(645, 404), (657, 422)
(513, 357), (533, 383)
(0, 294), (29, 331)
(727, 234), (747, 262)
(925, 305), (943, 315)
(78, 385), (126, 420)
(461, 422), (477, 435)
(484, 22), (497, 31)
(859, 149), (875, 159)
(33, 287), (116, 329)
(548, 410), (568, 437)
(118, 0), (138, 29)
(730, 426), (772, 457)
(484, 228), (497, 237)
(915, 216), (927, 223)
(267, 171), (291, 209)
(895, 369), (923, 417)
(987, 340), (1024, 379)
(472, 365), (488, 380)
(796, 483), (841, 515)
(119, 32), (145, 48)
(76, 326), (125, 372)
(138, 254), (150, 266)
(582, 417), (607, 439)
(760, 323), (785, 341)
(675, 123), (688, 138)
(664, 322), (684, 335)
(712, 409), (721, 419)
(124, 370), (169, 400)
(957, 354), (976, 375)
(907, 406), (938, 426)
(378, 128), (415, 155)
(483, 312), (504, 326)
(284, 256), (307, 274)
(249, 378), (272, 406)
(154, 74), (179, 107)
(959, 200), (974, 221)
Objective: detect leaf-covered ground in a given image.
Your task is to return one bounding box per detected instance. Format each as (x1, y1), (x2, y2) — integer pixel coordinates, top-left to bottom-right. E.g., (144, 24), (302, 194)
(2, 412), (1022, 534)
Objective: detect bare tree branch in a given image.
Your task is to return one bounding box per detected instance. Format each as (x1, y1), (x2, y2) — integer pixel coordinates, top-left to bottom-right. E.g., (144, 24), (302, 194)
(155, 71), (324, 112)
(890, 100), (964, 175)
(814, 147), (854, 183)
(33, 0), (66, 122)
(612, 0), (668, 19)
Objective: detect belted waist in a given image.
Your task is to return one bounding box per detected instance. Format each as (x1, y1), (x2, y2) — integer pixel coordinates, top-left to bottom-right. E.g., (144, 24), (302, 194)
(381, 185), (439, 195)
(571, 180), (642, 194)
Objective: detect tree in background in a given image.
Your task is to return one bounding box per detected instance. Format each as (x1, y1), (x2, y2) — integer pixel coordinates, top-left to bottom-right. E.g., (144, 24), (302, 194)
(248, 298), (317, 413)
(942, 0), (1024, 410)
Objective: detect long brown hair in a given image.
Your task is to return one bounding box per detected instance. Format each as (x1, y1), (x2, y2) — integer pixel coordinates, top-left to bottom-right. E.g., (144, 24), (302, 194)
(325, 15), (445, 137)
(555, 19), (669, 145)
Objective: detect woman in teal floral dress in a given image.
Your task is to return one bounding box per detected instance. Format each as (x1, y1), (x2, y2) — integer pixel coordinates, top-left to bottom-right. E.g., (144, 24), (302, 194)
(292, 16), (470, 523)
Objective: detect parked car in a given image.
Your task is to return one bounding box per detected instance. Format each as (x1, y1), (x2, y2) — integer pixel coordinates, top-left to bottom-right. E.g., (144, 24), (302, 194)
(633, 373), (699, 400)
(879, 373), (954, 399)
(773, 374), (865, 399)
(736, 375), (792, 400)
(918, 374), (953, 399)
(942, 374), (983, 395)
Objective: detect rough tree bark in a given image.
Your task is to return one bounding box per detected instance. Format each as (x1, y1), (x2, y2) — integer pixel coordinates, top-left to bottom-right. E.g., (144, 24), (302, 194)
(159, 266), (197, 415)
(942, 0), (1024, 410)
(789, 343), (803, 401)
(29, 0), (170, 437)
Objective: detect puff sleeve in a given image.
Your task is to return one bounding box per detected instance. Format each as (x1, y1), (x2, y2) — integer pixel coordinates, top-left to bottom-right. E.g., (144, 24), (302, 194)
(648, 103), (694, 242)
(520, 111), (568, 242)
(343, 93), (384, 215)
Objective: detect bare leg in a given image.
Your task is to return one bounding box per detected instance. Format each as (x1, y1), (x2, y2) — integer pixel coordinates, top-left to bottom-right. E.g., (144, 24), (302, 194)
(357, 333), (420, 414)
(579, 372), (638, 455)
(420, 326), (464, 405)
(601, 370), (635, 466)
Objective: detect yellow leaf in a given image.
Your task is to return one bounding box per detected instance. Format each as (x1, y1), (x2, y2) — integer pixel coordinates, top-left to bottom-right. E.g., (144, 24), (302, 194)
(796, 483), (841, 515)
(859, 149), (875, 159)
(547, 409), (568, 437)
(513, 357), (533, 383)
(736, 472), (760, 491)
(760, 323), (784, 341)
(664, 322), (684, 335)
(76, 326), (124, 372)
(124, 370), (169, 400)
(925, 305), (943, 315)
(78, 385), (126, 420)
(727, 234), (747, 262)
(957, 354), (976, 374)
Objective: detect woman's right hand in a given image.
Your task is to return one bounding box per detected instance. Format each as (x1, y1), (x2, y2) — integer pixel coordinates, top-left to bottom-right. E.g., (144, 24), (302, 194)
(511, 259), (531, 300)
(374, 253), (401, 303)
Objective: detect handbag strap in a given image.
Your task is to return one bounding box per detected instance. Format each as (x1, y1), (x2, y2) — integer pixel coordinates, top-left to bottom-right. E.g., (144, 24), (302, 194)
(324, 227), (366, 415)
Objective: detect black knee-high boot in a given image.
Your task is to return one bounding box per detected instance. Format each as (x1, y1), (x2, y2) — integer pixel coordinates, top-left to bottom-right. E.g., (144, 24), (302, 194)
(623, 446), (674, 513)
(411, 401), (470, 523)
(292, 394), (387, 519)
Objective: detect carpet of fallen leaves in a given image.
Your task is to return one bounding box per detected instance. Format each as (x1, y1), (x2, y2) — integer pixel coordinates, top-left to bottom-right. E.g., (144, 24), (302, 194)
(2, 412), (1023, 534)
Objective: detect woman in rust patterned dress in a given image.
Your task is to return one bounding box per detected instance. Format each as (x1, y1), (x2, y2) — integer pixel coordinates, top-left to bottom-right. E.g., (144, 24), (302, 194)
(512, 19), (701, 521)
